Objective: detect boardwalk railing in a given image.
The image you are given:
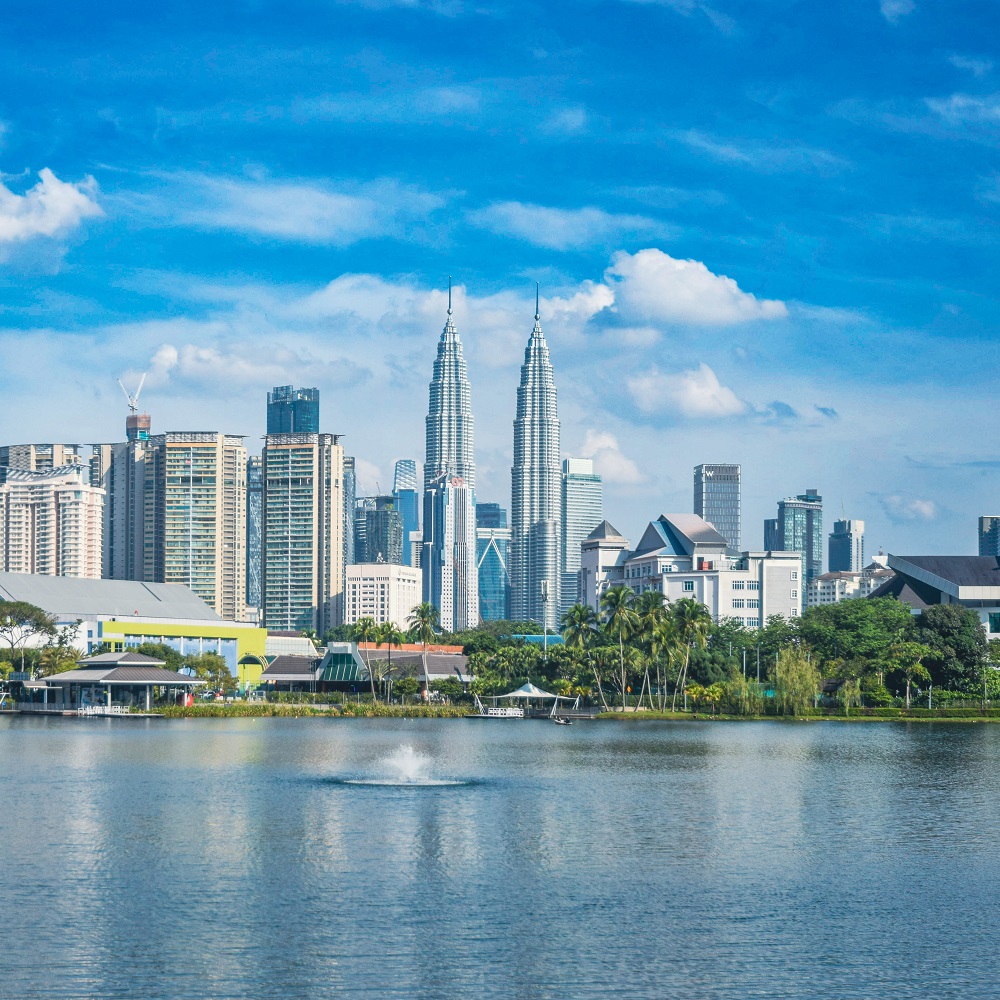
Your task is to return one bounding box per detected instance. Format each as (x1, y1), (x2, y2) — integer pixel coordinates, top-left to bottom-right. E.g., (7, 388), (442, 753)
(77, 705), (134, 717)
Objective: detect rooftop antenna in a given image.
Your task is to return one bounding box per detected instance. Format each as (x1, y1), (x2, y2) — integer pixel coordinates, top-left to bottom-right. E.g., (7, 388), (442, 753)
(447, 276), (453, 316)
(535, 281), (540, 321)
(117, 373), (147, 415)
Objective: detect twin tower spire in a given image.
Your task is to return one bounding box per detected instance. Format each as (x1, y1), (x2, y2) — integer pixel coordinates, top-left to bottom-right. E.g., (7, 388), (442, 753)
(423, 279), (561, 632)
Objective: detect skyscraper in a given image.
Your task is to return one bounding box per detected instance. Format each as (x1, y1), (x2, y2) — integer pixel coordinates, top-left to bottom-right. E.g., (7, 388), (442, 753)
(266, 385), (320, 434)
(510, 290), (561, 631)
(142, 432), (248, 621)
(421, 286), (479, 631)
(560, 458), (603, 617)
(393, 459), (421, 566)
(476, 502), (511, 622)
(246, 456), (263, 613)
(365, 496), (404, 565)
(262, 432), (344, 633)
(979, 516), (1000, 557)
(343, 456), (356, 568)
(694, 463), (741, 557)
(829, 518), (864, 572)
(774, 489), (823, 588)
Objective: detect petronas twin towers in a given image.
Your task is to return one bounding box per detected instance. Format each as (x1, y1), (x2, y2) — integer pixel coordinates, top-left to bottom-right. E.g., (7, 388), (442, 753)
(423, 284), (562, 632)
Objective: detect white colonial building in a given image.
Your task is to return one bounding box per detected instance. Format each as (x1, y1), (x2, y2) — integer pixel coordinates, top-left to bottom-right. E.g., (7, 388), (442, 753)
(618, 513), (803, 625)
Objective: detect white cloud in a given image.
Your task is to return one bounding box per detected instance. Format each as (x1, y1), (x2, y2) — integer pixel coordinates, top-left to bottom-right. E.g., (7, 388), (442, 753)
(606, 248), (787, 326)
(294, 85), (481, 124)
(468, 201), (661, 250)
(879, 495), (938, 522)
(880, 0), (914, 23)
(0, 168), (103, 244)
(925, 93), (1000, 124)
(541, 107), (588, 135)
(579, 430), (645, 484)
(137, 173), (444, 245)
(628, 363), (746, 419)
(674, 130), (848, 174)
(949, 54), (994, 78)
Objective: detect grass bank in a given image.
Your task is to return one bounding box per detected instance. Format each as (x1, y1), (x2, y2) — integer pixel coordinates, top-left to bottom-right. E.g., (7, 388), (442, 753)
(158, 702), (468, 719)
(596, 708), (1000, 722)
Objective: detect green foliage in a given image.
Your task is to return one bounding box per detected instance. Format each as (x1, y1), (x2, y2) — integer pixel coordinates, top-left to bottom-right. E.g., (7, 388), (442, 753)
(321, 624), (354, 644)
(771, 647), (820, 716)
(430, 677), (467, 703)
(183, 652), (235, 692)
(912, 604), (988, 690)
(0, 600), (57, 669)
(394, 677), (420, 701)
(133, 642), (185, 671)
(798, 598), (913, 669)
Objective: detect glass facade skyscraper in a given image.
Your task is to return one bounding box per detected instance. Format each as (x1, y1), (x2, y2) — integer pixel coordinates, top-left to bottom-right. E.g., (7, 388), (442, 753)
(246, 455), (262, 611)
(829, 518), (864, 572)
(980, 516), (1000, 557)
(476, 502), (511, 622)
(365, 496), (404, 565)
(266, 386), (320, 434)
(510, 295), (561, 631)
(393, 459), (420, 566)
(560, 458), (602, 617)
(775, 489), (823, 587)
(422, 292), (478, 631)
(694, 463), (741, 557)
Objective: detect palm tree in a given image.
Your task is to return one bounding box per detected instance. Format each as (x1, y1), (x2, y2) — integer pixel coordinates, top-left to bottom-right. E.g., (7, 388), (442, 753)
(561, 603), (599, 650)
(350, 617), (380, 699)
(600, 585), (639, 711)
(635, 591), (668, 710)
(670, 598), (713, 712)
(375, 622), (404, 700)
(408, 602), (440, 700)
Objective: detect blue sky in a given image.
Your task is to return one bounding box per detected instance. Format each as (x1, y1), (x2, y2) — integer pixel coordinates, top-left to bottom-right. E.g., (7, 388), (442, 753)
(1, 0), (998, 558)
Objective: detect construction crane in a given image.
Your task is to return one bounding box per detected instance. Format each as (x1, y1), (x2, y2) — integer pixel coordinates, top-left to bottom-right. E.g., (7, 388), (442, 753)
(117, 373), (146, 414)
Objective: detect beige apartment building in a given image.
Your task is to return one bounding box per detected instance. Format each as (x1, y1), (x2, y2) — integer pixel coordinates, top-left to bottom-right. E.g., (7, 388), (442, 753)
(0, 466), (104, 578)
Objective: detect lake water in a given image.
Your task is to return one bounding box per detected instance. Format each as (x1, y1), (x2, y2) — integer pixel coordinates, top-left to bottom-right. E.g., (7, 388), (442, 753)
(3, 716), (1000, 999)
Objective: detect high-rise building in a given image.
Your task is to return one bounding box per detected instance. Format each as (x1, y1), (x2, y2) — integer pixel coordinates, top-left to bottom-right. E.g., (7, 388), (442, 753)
(560, 458), (603, 617)
(266, 385), (320, 434)
(88, 440), (148, 581)
(343, 456), (356, 568)
(979, 516), (1000, 557)
(393, 459), (421, 567)
(353, 497), (375, 564)
(774, 489), (823, 588)
(476, 502), (511, 622)
(422, 288), (478, 631)
(0, 443), (90, 475)
(343, 563), (422, 631)
(142, 433), (247, 621)
(246, 456), (263, 614)
(694, 463), (741, 557)
(510, 291), (561, 632)
(764, 518), (780, 551)
(829, 518), (864, 573)
(262, 432), (344, 633)
(365, 496), (404, 565)
(0, 465), (104, 578)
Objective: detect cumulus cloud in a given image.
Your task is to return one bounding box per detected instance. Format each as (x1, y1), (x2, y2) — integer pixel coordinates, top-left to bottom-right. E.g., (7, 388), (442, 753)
(0, 168), (102, 244)
(628, 363), (746, 419)
(578, 430), (645, 484)
(879, 495), (938, 522)
(880, 0), (914, 23)
(606, 248), (787, 326)
(140, 173), (444, 244)
(468, 201), (661, 250)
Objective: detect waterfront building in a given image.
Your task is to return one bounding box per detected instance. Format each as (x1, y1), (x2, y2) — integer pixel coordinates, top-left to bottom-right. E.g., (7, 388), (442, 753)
(141, 433), (247, 622)
(869, 555), (1000, 636)
(579, 520), (629, 612)
(421, 288), (478, 631)
(622, 513), (802, 624)
(979, 516), (1000, 557)
(560, 458), (603, 617)
(0, 466), (104, 578)
(829, 518), (864, 573)
(365, 496), (404, 565)
(393, 459), (421, 566)
(343, 563), (422, 630)
(246, 456), (263, 617)
(772, 489), (823, 588)
(694, 463), (741, 557)
(266, 385), (320, 434)
(510, 291), (561, 632)
(476, 502), (511, 622)
(261, 432), (344, 633)
(0, 570), (267, 681)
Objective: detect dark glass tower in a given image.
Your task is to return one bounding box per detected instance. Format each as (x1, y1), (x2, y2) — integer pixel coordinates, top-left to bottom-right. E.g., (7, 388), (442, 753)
(476, 503), (511, 622)
(266, 386), (320, 434)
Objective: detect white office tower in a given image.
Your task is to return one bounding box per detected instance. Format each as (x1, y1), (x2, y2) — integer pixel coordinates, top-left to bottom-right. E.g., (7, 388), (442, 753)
(560, 458), (603, 617)
(0, 466), (104, 578)
(421, 288), (479, 631)
(510, 291), (561, 632)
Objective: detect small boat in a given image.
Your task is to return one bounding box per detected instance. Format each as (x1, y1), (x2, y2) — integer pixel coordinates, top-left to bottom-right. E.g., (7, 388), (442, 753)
(552, 716), (572, 726)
